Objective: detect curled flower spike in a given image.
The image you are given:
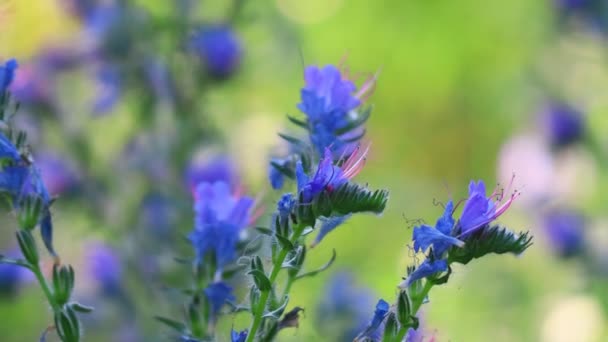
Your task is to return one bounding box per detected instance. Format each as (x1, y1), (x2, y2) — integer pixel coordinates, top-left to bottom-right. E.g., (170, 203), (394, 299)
(458, 179), (519, 237)
(296, 146), (368, 203)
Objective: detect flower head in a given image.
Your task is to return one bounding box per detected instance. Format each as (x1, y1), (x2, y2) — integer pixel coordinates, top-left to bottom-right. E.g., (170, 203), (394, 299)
(93, 64), (121, 114)
(296, 146), (368, 203)
(231, 329), (248, 342)
(541, 102), (585, 148)
(297, 64), (375, 156)
(0, 59), (18, 92)
(316, 272), (376, 341)
(204, 282), (234, 316)
(542, 209), (585, 258)
(458, 180), (518, 237)
(412, 200), (463, 258)
(189, 181), (254, 268)
(190, 25), (242, 78)
(401, 259), (448, 288)
(185, 155), (238, 193)
(356, 299), (389, 339)
(86, 242), (122, 294)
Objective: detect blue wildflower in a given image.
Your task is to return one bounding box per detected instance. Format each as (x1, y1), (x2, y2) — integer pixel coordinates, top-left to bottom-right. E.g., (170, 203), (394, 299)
(190, 25), (242, 78)
(277, 193), (296, 219)
(268, 158), (286, 190)
(86, 242), (122, 294)
(313, 215), (351, 247)
(9, 63), (52, 105)
(458, 180), (518, 237)
(185, 155), (238, 192)
(413, 201), (463, 258)
(357, 299), (389, 339)
(0, 59), (18, 92)
(231, 329), (248, 342)
(316, 272), (376, 341)
(401, 259), (448, 288)
(189, 181), (254, 268)
(204, 282), (235, 316)
(37, 152), (81, 196)
(0, 133), (21, 161)
(296, 146), (367, 203)
(297, 65), (375, 156)
(543, 209), (585, 258)
(541, 102), (585, 148)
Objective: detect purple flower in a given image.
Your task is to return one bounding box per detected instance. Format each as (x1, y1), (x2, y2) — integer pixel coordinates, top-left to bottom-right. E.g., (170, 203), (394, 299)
(543, 209), (585, 257)
(297, 65), (375, 156)
(231, 329), (248, 342)
(296, 146), (367, 203)
(189, 181), (254, 268)
(458, 180), (518, 237)
(204, 282), (235, 316)
(316, 272), (376, 341)
(185, 155), (238, 193)
(0, 59), (18, 92)
(37, 152), (81, 196)
(86, 242), (122, 294)
(541, 102), (585, 148)
(412, 200), (463, 258)
(401, 259), (448, 288)
(190, 25), (242, 78)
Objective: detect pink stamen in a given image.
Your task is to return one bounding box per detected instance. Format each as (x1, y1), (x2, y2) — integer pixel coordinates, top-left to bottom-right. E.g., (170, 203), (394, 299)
(355, 70), (380, 102)
(342, 144), (369, 179)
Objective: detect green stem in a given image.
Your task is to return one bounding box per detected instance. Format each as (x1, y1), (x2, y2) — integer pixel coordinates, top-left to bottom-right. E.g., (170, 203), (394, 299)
(31, 264), (59, 312)
(245, 223), (307, 342)
(394, 281), (434, 342)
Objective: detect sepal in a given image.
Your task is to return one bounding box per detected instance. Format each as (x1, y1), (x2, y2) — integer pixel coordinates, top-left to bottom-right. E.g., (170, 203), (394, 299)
(448, 225), (533, 265)
(16, 230), (39, 265)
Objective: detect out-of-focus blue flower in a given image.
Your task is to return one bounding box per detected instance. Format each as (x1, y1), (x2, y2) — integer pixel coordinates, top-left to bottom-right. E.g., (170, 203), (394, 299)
(190, 25), (242, 78)
(93, 65), (121, 114)
(277, 193), (296, 219)
(65, 0), (99, 21)
(185, 155), (238, 192)
(139, 193), (177, 237)
(404, 314), (426, 342)
(413, 201), (463, 258)
(458, 180), (518, 237)
(297, 65), (375, 156)
(10, 64), (51, 105)
(296, 147), (367, 203)
(357, 299), (389, 339)
(86, 242), (122, 294)
(37, 152), (81, 196)
(402, 259), (448, 288)
(556, 0), (608, 33)
(231, 329), (248, 342)
(204, 282), (235, 316)
(0, 59), (18, 92)
(316, 272), (376, 341)
(268, 158), (286, 190)
(541, 102), (585, 148)
(314, 215), (351, 247)
(0, 249), (30, 296)
(189, 181), (254, 268)
(144, 58), (173, 101)
(542, 209), (585, 257)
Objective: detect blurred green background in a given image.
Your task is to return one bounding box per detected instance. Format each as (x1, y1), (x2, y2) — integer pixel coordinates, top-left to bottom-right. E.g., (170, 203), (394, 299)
(2, 0), (608, 341)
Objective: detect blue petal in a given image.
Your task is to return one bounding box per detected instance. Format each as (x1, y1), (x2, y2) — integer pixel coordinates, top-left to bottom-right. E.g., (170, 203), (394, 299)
(314, 215), (351, 246)
(405, 259), (448, 287)
(435, 200), (455, 235)
(40, 211), (56, 257)
(231, 330), (247, 342)
(412, 224), (463, 253)
(369, 299), (389, 332)
(268, 163), (285, 190)
(295, 161), (308, 193)
(0, 133), (20, 161)
(204, 282), (234, 315)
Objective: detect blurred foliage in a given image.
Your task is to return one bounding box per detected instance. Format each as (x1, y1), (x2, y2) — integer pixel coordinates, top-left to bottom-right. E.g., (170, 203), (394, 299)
(1, 0), (608, 341)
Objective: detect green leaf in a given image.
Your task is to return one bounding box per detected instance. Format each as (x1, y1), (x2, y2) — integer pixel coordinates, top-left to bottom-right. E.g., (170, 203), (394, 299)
(448, 225), (533, 265)
(326, 183), (389, 216)
(275, 234), (294, 251)
(155, 316), (187, 333)
(0, 255), (30, 268)
(278, 133), (307, 147)
(255, 226), (273, 236)
(287, 114), (308, 129)
(382, 312), (399, 342)
(69, 302), (94, 313)
(248, 269), (272, 291)
(263, 295), (290, 320)
(397, 291), (411, 326)
(16, 230), (38, 265)
(295, 249), (336, 280)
